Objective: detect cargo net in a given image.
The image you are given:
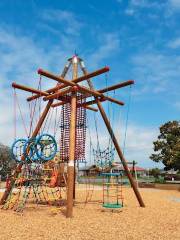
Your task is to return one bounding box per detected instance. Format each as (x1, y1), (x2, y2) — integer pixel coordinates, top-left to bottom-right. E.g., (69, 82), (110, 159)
(60, 93), (86, 162)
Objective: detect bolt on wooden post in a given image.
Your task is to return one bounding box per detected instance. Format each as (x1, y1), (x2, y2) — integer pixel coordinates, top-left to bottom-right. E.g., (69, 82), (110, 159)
(66, 56), (78, 218)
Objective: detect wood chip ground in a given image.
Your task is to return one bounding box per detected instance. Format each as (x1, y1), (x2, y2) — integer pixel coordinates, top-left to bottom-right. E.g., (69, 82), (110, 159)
(0, 186), (179, 240)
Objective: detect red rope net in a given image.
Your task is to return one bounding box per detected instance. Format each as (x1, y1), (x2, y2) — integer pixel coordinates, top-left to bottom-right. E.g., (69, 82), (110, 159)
(60, 93), (86, 162)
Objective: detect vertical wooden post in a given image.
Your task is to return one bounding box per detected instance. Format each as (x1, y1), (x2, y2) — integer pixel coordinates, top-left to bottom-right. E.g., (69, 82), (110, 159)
(57, 162), (65, 187)
(66, 55), (78, 218)
(72, 57), (78, 200)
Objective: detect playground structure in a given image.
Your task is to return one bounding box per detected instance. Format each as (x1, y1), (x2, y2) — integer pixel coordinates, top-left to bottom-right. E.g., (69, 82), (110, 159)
(0, 55), (145, 217)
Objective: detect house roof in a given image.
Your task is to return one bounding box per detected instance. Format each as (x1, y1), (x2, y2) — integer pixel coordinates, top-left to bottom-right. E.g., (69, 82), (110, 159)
(131, 166), (146, 171)
(112, 164), (146, 171)
(79, 164), (146, 172)
(123, 166), (146, 171)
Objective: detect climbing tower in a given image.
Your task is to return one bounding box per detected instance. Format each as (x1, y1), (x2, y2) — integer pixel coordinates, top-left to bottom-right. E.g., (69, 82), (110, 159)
(0, 54), (145, 218)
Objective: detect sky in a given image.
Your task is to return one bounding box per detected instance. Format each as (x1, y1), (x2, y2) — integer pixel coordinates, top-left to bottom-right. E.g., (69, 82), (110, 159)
(0, 0), (180, 168)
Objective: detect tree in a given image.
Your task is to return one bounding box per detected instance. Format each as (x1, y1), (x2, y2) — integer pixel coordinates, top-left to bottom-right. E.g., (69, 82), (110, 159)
(0, 143), (15, 178)
(150, 121), (180, 171)
(149, 168), (161, 178)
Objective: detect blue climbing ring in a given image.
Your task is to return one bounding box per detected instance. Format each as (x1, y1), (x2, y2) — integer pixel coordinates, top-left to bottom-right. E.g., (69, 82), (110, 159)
(11, 138), (26, 163)
(23, 137), (40, 162)
(35, 134), (57, 161)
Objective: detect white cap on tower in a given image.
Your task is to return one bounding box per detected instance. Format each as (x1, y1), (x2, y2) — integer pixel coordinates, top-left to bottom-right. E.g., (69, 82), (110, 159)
(72, 55), (78, 64)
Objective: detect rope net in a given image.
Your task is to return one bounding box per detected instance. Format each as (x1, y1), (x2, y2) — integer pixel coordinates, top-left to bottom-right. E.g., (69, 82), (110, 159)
(60, 92), (86, 162)
(2, 162), (66, 213)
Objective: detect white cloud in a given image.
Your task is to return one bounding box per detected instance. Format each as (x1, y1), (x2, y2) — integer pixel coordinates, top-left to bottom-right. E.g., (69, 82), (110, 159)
(125, 0), (164, 16)
(0, 26), (75, 87)
(121, 125), (159, 168)
(168, 37), (180, 49)
(131, 51), (180, 95)
(41, 9), (83, 36)
(127, 0), (165, 9)
(123, 125), (155, 151)
(130, 0), (154, 7)
(87, 33), (120, 68)
(125, 8), (135, 15)
(169, 0), (180, 9)
(124, 0), (180, 17)
(174, 101), (180, 110)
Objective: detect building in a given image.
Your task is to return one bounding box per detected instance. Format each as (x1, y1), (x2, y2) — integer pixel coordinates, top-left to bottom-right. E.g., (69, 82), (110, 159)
(79, 164), (147, 177)
(111, 164), (147, 177)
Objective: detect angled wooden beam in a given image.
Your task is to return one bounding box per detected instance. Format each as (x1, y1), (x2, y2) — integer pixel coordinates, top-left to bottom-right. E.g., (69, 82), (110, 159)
(83, 105), (98, 112)
(98, 80), (134, 93)
(84, 98), (106, 106)
(77, 80), (134, 102)
(38, 69), (123, 105)
(80, 61), (145, 208)
(70, 66), (109, 84)
(42, 79), (124, 106)
(39, 70), (125, 106)
(38, 66), (109, 85)
(12, 82), (49, 96)
(27, 67), (131, 103)
(43, 87), (73, 101)
(51, 100), (98, 112)
(51, 101), (64, 108)
(27, 66), (110, 102)
(103, 95), (124, 106)
(96, 100), (145, 207)
(38, 69), (75, 86)
(77, 86), (125, 106)
(27, 61), (71, 102)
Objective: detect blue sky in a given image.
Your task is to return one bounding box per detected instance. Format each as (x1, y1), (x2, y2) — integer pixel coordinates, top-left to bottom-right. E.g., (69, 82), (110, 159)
(0, 0), (179, 168)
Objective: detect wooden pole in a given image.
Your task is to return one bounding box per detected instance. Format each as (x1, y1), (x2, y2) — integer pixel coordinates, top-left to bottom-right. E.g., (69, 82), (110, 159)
(77, 86), (125, 106)
(80, 62), (145, 208)
(51, 101), (98, 112)
(37, 71), (124, 106)
(43, 87), (73, 101)
(98, 80), (134, 93)
(68, 66), (109, 84)
(12, 82), (49, 96)
(38, 69), (75, 86)
(27, 65), (132, 103)
(66, 56), (78, 218)
(37, 66), (109, 89)
(81, 105), (98, 112)
(27, 61), (71, 102)
(84, 98), (106, 106)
